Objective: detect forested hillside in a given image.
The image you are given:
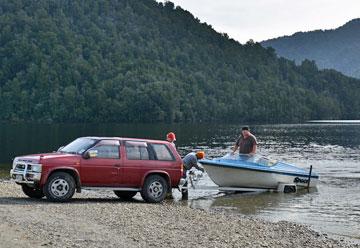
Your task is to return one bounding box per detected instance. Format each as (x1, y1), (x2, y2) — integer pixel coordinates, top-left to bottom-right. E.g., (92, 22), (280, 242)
(262, 19), (360, 78)
(1, 0), (360, 123)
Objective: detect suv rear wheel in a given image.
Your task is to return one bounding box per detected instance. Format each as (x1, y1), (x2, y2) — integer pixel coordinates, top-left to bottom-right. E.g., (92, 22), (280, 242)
(141, 175), (168, 203)
(44, 172), (76, 202)
(114, 191), (137, 200)
(21, 184), (45, 199)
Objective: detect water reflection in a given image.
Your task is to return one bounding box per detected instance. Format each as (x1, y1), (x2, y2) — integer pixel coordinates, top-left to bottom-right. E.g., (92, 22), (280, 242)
(188, 189), (317, 215)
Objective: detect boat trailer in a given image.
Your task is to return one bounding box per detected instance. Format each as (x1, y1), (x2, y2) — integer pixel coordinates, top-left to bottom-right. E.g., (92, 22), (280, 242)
(182, 184), (297, 193)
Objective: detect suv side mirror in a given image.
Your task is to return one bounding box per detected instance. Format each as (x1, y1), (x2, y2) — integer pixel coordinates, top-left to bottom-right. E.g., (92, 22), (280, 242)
(83, 150), (98, 159)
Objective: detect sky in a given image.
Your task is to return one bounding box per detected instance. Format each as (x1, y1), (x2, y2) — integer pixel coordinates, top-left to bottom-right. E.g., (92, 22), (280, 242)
(158, 0), (360, 43)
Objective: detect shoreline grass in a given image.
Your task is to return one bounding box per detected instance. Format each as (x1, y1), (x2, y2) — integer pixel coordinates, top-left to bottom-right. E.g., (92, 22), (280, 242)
(0, 164), (11, 179)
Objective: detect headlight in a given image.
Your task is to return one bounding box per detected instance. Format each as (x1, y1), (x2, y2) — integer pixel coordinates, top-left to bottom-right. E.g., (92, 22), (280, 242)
(12, 158), (19, 169)
(31, 164), (42, 173)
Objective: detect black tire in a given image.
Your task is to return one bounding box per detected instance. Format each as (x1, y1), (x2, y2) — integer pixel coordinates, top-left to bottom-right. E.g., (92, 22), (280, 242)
(114, 191), (137, 200)
(141, 175), (168, 203)
(21, 184), (45, 199)
(43, 172), (76, 202)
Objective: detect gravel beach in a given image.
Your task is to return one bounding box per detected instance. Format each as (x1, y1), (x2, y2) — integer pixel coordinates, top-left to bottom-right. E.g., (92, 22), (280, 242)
(0, 180), (357, 248)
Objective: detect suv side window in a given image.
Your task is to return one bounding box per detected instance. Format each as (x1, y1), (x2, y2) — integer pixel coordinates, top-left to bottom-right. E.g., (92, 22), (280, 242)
(151, 143), (175, 161)
(125, 141), (150, 160)
(88, 140), (120, 159)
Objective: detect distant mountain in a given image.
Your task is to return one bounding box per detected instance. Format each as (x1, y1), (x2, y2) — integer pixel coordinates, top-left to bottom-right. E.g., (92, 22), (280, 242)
(261, 19), (360, 78)
(1, 1), (360, 123)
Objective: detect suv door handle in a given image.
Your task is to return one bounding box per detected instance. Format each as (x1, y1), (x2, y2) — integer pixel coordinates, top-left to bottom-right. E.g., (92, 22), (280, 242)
(113, 164), (121, 167)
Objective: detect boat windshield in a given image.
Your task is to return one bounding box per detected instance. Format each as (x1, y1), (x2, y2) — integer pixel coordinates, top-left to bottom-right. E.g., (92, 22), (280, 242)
(221, 153), (277, 166)
(59, 138), (97, 155)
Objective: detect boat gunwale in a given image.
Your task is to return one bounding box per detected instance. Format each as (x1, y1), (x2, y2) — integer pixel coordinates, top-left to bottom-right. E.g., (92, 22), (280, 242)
(199, 160), (319, 179)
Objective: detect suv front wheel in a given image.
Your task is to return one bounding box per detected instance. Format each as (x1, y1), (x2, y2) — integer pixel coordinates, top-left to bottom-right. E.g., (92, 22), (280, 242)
(44, 172), (76, 202)
(141, 175), (168, 203)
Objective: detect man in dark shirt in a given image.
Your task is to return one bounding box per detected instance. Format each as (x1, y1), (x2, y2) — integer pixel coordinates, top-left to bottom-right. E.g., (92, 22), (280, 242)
(232, 126), (257, 154)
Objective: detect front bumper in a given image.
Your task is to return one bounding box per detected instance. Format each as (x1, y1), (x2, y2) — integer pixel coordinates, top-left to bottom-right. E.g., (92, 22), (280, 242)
(10, 162), (42, 184)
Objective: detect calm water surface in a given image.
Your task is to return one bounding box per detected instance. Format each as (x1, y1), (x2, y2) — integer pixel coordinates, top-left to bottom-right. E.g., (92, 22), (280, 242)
(0, 123), (359, 242)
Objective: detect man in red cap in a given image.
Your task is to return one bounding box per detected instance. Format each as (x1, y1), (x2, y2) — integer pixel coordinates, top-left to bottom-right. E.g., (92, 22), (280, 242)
(165, 132), (176, 199)
(166, 132), (176, 148)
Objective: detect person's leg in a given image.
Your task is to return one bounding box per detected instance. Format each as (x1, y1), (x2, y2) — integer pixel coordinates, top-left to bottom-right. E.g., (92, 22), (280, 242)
(181, 170), (188, 199)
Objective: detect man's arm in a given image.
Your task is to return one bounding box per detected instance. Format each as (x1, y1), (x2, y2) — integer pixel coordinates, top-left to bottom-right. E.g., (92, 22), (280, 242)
(232, 138), (241, 154)
(250, 143), (257, 154)
(232, 144), (239, 154)
(249, 135), (257, 154)
(195, 162), (205, 172)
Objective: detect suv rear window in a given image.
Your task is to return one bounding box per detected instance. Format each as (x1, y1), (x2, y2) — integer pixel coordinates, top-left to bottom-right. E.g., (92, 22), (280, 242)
(151, 144), (175, 161)
(125, 141), (150, 160)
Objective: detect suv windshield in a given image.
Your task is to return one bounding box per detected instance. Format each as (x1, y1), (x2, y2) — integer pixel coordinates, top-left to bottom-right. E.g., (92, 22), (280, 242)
(60, 138), (97, 154)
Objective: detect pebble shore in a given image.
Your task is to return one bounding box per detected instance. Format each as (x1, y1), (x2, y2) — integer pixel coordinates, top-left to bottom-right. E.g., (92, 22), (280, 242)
(0, 181), (358, 248)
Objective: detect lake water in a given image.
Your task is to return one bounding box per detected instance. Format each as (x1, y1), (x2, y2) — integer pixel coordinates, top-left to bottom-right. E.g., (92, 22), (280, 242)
(1, 122), (359, 242)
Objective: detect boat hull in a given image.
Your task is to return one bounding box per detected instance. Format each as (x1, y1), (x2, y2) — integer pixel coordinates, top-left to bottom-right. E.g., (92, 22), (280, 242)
(201, 160), (318, 189)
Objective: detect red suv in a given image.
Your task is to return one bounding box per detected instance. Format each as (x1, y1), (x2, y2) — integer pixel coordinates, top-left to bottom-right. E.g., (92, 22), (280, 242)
(10, 137), (183, 203)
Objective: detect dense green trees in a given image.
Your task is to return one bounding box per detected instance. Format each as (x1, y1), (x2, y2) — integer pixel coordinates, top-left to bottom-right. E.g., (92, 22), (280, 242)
(262, 19), (360, 78)
(0, 0), (359, 123)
